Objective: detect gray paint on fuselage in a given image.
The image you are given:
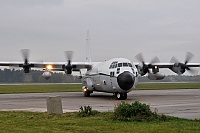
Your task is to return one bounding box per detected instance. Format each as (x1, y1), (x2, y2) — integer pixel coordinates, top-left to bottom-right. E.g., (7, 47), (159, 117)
(81, 58), (138, 94)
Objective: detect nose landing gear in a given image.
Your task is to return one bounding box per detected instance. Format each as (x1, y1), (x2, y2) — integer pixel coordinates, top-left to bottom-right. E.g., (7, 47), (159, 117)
(114, 92), (127, 100)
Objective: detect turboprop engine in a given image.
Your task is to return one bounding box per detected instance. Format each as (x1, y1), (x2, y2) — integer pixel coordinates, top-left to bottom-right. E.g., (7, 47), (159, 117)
(42, 71), (52, 80)
(170, 52), (195, 75)
(62, 51), (74, 75)
(19, 49), (34, 73)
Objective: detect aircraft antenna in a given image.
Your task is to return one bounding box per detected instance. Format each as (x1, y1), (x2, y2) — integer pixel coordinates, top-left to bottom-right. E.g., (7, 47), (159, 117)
(86, 30), (91, 62)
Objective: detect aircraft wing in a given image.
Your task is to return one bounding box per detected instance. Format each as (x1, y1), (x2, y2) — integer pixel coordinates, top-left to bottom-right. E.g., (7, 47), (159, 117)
(134, 62), (200, 68)
(0, 62), (45, 68)
(0, 61), (93, 72)
(149, 63), (200, 68)
(134, 62), (200, 75)
(44, 62), (93, 71)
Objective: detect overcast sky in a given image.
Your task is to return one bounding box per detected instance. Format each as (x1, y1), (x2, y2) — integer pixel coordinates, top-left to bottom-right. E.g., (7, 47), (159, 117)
(0, 0), (200, 74)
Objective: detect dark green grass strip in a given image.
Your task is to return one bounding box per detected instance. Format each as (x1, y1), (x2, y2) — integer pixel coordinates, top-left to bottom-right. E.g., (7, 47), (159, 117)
(136, 83), (200, 90)
(0, 111), (199, 133)
(0, 83), (199, 94)
(0, 84), (82, 94)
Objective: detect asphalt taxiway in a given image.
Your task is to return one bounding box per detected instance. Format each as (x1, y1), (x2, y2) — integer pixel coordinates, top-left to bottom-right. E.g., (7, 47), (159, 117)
(0, 89), (200, 119)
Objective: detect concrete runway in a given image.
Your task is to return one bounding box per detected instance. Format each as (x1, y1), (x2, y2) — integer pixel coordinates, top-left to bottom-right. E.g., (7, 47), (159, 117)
(0, 89), (200, 119)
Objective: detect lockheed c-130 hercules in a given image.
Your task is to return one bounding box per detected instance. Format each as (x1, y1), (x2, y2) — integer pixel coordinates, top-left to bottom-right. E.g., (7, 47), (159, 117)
(0, 49), (199, 100)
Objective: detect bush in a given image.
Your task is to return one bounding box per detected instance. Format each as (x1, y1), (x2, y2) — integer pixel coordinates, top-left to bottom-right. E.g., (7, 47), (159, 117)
(114, 101), (166, 122)
(77, 106), (99, 117)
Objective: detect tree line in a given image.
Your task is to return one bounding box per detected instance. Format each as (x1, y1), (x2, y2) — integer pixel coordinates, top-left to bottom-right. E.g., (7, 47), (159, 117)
(0, 69), (199, 83)
(0, 69), (81, 83)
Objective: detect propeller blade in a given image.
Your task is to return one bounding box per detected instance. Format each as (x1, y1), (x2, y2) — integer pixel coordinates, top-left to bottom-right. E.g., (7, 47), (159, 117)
(135, 53), (160, 74)
(187, 67), (198, 75)
(135, 52), (145, 63)
(170, 52), (196, 75)
(150, 56), (160, 64)
(21, 49), (30, 62)
(65, 51), (74, 61)
(170, 56), (179, 64)
(185, 52), (194, 64)
(64, 51), (74, 74)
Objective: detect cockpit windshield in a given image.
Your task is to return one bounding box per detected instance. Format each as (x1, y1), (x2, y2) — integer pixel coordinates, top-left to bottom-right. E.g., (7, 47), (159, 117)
(118, 62), (133, 68)
(123, 63), (128, 67)
(128, 63), (132, 67)
(118, 63), (122, 67)
(109, 61), (118, 69)
(109, 61), (133, 69)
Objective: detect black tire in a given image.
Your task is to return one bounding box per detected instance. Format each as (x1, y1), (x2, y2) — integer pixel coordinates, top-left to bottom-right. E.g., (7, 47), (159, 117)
(115, 92), (127, 100)
(122, 93), (127, 100)
(84, 91), (91, 97)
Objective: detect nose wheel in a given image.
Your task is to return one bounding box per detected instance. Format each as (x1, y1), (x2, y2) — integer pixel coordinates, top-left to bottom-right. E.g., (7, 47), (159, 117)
(82, 86), (92, 97)
(114, 92), (127, 100)
(84, 91), (91, 97)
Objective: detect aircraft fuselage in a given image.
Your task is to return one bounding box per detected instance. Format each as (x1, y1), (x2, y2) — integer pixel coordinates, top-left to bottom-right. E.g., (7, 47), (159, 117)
(81, 58), (138, 99)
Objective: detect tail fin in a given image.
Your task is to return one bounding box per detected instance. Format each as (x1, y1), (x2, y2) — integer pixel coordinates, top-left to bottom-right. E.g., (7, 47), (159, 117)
(86, 30), (92, 62)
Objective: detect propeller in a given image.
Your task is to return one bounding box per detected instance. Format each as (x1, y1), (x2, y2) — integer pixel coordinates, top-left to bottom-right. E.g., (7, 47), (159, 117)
(170, 52), (196, 74)
(64, 51), (74, 74)
(135, 53), (160, 75)
(19, 49), (33, 73)
(21, 49), (30, 63)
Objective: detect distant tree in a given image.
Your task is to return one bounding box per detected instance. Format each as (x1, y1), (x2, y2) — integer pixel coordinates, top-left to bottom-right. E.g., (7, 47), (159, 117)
(0, 69), (199, 83)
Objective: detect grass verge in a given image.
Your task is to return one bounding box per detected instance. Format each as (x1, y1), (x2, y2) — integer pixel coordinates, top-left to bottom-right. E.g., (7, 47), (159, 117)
(0, 84), (82, 94)
(0, 111), (200, 133)
(0, 83), (199, 94)
(136, 82), (200, 90)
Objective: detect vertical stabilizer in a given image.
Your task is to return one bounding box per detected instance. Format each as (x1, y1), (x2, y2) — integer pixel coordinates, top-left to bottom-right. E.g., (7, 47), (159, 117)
(86, 30), (92, 62)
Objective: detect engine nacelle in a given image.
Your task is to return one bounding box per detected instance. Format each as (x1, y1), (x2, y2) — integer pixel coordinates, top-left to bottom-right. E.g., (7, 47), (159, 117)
(62, 63), (73, 75)
(170, 63), (186, 75)
(42, 71), (52, 80)
(137, 63), (148, 76)
(148, 73), (165, 80)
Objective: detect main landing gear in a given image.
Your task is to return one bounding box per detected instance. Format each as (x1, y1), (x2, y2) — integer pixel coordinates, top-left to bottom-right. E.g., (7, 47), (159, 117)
(82, 87), (92, 97)
(114, 92), (127, 100)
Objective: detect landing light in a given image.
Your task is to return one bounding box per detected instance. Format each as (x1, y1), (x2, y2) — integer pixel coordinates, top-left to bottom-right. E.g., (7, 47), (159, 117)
(84, 88), (88, 92)
(46, 64), (53, 70)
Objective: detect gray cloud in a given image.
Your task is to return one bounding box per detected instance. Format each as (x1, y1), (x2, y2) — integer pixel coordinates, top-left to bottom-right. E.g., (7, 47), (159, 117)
(0, 0), (199, 72)
(0, 0), (64, 7)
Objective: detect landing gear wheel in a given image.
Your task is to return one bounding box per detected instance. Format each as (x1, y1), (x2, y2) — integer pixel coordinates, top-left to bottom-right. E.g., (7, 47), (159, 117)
(84, 91), (91, 97)
(115, 92), (127, 100)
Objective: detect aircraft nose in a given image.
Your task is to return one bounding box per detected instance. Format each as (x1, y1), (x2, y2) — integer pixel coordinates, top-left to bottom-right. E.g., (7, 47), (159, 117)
(117, 71), (135, 90)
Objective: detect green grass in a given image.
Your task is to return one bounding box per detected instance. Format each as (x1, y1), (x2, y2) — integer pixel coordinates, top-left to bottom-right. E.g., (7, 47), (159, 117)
(0, 84), (200, 132)
(0, 111), (199, 133)
(136, 83), (200, 90)
(0, 84), (82, 94)
(0, 83), (199, 94)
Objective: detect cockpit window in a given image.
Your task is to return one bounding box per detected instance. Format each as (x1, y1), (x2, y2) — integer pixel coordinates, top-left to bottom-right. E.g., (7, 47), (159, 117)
(123, 63), (128, 67)
(114, 63), (118, 68)
(128, 63), (133, 67)
(117, 62), (133, 68)
(118, 63), (122, 67)
(109, 61), (118, 69)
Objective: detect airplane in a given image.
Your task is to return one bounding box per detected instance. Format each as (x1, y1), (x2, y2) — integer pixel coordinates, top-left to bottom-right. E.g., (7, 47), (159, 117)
(0, 49), (199, 100)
